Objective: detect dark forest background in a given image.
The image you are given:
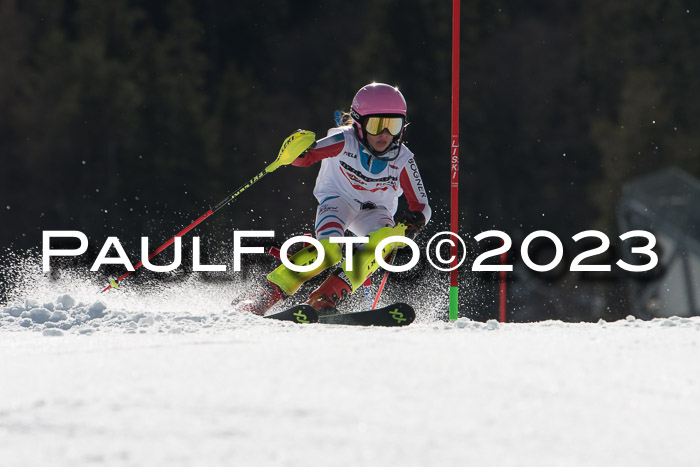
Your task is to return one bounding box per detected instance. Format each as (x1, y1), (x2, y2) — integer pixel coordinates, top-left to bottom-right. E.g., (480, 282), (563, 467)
(1, 0), (698, 321)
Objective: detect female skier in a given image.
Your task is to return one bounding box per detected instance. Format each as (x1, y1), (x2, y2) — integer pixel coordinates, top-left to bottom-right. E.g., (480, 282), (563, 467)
(238, 82), (431, 315)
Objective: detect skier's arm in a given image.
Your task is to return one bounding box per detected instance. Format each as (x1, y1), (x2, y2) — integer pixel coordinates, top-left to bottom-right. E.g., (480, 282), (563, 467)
(399, 158), (432, 224)
(292, 132), (346, 167)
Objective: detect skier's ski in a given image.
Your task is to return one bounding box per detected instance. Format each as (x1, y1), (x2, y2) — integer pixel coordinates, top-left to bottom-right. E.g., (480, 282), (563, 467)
(265, 302), (415, 327)
(264, 305), (319, 324)
(319, 302), (414, 326)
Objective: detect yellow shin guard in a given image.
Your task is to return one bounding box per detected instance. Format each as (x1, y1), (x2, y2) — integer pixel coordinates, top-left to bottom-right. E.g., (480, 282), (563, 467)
(267, 238), (342, 295)
(341, 224), (408, 291)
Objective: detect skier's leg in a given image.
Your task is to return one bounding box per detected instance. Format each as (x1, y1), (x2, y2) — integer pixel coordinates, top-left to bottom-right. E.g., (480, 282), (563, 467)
(306, 207), (406, 312)
(266, 237), (343, 295)
(340, 223), (407, 291)
(267, 196), (356, 292)
(234, 235), (345, 316)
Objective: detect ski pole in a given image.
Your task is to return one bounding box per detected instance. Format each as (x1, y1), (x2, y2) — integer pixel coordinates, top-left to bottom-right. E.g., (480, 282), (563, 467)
(371, 222), (412, 309)
(101, 130), (316, 292)
(101, 170), (266, 292)
(371, 248), (398, 309)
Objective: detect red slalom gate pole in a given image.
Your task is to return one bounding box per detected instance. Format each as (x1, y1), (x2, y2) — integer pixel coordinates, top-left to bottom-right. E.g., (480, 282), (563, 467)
(449, 0), (461, 320)
(499, 242), (507, 322)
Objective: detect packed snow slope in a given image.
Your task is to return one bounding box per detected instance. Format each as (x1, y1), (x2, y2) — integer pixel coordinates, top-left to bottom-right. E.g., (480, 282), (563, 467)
(1, 263), (700, 466)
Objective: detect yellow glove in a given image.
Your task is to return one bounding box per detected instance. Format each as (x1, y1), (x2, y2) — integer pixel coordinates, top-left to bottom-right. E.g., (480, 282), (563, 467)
(266, 130), (316, 172)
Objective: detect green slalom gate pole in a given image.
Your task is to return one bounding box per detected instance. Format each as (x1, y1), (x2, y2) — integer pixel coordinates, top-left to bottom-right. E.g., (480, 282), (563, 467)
(449, 0), (461, 320)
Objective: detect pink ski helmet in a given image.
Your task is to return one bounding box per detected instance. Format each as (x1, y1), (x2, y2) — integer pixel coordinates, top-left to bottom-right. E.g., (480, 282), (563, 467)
(350, 83), (407, 159)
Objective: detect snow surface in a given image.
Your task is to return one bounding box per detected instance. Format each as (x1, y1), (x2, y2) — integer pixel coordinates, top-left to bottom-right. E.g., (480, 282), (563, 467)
(2, 258), (700, 466)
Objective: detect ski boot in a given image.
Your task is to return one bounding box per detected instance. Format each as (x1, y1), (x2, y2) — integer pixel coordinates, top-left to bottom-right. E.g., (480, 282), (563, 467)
(305, 271), (352, 314)
(233, 280), (286, 316)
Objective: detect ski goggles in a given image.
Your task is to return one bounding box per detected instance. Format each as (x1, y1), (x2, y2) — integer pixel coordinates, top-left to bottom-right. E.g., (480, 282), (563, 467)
(363, 116), (405, 136)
